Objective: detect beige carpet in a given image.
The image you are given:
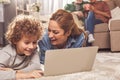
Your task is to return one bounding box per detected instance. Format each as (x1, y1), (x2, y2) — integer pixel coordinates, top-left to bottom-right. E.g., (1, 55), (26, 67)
(17, 52), (120, 80)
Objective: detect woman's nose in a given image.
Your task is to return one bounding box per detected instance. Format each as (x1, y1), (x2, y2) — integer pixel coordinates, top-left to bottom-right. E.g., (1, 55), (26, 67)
(48, 32), (54, 38)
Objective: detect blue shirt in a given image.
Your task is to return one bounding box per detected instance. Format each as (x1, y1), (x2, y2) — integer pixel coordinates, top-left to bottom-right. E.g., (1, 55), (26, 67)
(38, 32), (85, 64)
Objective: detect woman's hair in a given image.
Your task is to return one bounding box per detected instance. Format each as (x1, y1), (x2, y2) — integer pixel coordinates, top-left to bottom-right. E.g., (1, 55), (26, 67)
(5, 14), (43, 44)
(50, 9), (84, 37)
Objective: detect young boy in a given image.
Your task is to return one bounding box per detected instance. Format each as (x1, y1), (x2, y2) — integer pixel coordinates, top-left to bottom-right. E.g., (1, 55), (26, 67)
(0, 15), (43, 79)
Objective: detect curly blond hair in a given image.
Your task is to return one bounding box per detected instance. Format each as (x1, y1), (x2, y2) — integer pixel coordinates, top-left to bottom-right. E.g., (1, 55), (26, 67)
(5, 14), (43, 45)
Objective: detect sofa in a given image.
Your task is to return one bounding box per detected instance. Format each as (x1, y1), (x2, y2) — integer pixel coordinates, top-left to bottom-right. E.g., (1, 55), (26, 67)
(92, 0), (120, 52)
(109, 6), (120, 51)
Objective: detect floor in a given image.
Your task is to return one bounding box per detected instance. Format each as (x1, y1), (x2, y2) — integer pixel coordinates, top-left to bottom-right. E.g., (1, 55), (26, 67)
(98, 49), (120, 54)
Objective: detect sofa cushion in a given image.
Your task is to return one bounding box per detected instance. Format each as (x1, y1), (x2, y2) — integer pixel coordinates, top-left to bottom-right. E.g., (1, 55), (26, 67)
(94, 23), (109, 33)
(110, 20), (120, 31)
(92, 32), (110, 49)
(110, 31), (120, 51)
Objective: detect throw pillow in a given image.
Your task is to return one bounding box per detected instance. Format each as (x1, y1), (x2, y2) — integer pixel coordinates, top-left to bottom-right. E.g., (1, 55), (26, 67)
(111, 7), (120, 19)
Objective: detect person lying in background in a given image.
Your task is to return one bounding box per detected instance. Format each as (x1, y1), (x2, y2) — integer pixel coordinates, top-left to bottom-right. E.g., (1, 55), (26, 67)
(0, 15), (43, 79)
(38, 9), (87, 64)
(85, 0), (111, 44)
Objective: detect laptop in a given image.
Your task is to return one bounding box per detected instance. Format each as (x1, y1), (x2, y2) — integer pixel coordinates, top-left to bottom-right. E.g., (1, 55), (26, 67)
(43, 46), (98, 76)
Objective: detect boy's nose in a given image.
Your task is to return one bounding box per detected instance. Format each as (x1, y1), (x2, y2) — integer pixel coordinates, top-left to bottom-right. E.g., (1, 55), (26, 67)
(29, 43), (34, 49)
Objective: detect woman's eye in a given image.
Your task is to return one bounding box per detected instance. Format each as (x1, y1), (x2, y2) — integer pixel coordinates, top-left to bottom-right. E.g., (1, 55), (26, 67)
(48, 29), (59, 34)
(53, 31), (59, 34)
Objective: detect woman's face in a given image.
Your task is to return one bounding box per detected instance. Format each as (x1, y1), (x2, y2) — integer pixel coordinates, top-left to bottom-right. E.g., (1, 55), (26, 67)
(15, 35), (38, 56)
(48, 20), (70, 48)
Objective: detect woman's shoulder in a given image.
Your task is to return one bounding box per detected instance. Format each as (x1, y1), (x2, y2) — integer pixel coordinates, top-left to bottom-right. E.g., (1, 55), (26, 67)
(69, 32), (85, 47)
(77, 32), (86, 46)
(71, 32), (85, 42)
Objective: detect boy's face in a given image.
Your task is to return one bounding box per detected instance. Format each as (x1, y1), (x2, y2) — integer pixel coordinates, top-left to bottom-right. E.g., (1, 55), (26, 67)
(15, 35), (38, 56)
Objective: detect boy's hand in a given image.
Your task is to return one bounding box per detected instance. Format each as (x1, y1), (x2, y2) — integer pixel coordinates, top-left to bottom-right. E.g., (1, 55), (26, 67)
(28, 70), (44, 78)
(0, 67), (13, 71)
(16, 70), (44, 79)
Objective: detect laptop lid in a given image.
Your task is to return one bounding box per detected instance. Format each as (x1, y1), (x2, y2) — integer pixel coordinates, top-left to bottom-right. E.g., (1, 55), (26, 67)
(44, 46), (98, 76)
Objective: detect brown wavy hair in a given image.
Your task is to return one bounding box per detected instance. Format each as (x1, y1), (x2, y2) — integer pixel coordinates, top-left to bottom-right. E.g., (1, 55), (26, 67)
(50, 9), (85, 37)
(5, 14), (43, 45)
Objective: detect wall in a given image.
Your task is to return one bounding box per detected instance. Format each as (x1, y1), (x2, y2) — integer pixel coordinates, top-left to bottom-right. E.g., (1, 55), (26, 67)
(0, 23), (4, 46)
(0, 0), (16, 46)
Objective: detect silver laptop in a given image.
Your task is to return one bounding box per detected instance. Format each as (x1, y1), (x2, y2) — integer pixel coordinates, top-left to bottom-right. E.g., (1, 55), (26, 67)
(44, 46), (98, 76)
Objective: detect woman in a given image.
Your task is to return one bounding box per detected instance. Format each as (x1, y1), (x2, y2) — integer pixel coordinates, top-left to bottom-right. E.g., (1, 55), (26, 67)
(38, 9), (86, 64)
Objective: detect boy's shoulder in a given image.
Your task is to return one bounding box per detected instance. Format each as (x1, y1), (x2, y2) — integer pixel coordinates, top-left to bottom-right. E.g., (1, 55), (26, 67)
(0, 44), (16, 56)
